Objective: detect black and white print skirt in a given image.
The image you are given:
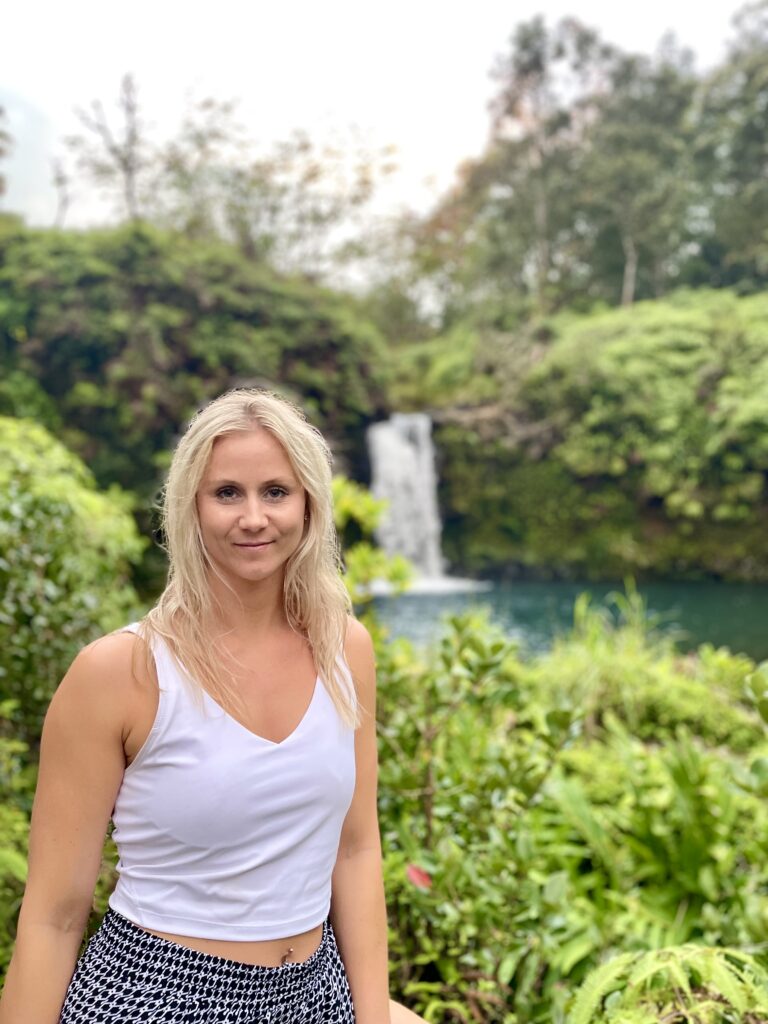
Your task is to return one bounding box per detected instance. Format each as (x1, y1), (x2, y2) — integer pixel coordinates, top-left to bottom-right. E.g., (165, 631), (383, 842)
(59, 909), (356, 1023)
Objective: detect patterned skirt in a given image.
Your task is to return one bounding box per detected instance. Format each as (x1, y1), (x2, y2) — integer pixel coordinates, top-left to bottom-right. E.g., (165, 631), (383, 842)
(59, 909), (356, 1023)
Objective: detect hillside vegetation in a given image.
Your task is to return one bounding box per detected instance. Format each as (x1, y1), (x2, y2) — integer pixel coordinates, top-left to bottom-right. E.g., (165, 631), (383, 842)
(401, 291), (768, 580)
(4, 215), (768, 581)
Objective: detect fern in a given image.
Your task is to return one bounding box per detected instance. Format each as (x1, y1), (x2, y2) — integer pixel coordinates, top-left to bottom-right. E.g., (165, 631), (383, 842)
(665, 954), (694, 1003)
(697, 949), (748, 1015)
(567, 952), (634, 1024)
(605, 1009), (658, 1024)
(570, 944), (768, 1023)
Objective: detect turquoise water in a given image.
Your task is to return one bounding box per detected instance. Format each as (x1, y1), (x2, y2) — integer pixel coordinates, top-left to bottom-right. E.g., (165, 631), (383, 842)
(373, 580), (768, 661)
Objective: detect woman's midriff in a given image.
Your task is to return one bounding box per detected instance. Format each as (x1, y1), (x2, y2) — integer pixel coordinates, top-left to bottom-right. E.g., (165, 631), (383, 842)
(139, 922), (325, 967)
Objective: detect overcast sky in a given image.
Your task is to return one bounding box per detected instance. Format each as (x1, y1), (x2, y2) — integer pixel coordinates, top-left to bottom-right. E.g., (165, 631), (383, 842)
(1, 0), (749, 226)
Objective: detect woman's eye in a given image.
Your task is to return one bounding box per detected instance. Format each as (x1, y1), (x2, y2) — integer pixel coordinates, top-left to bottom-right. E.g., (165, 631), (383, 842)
(216, 487), (239, 500)
(266, 487), (287, 500)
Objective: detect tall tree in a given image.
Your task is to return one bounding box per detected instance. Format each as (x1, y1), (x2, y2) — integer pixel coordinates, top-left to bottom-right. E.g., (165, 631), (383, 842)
(213, 128), (393, 277)
(66, 74), (152, 222)
(579, 43), (697, 304)
(485, 16), (616, 312)
(402, 17), (619, 323)
(0, 107), (11, 198)
(63, 79), (395, 280)
(149, 96), (247, 239)
(51, 158), (72, 229)
(692, 0), (768, 288)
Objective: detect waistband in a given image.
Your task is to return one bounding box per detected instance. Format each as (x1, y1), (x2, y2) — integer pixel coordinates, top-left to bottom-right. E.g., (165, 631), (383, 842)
(90, 908), (333, 999)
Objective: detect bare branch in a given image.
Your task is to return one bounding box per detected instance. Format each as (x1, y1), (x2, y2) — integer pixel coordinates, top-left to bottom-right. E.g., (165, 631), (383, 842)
(52, 158), (72, 228)
(66, 73), (150, 221)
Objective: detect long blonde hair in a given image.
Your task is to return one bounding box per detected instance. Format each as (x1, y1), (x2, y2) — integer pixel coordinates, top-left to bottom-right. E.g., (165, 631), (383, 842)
(140, 387), (359, 729)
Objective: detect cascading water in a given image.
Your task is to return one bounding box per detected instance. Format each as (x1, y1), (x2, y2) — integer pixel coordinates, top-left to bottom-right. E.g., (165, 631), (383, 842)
(367, 413), (444, 578)
(366, 413), (488, 593)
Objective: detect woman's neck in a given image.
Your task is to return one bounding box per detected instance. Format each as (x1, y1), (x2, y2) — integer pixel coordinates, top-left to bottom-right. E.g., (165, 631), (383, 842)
(206, 571), (289, 639)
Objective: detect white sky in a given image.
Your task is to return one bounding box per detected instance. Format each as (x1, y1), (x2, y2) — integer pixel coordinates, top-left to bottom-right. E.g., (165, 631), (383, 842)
(1, 0), (748, 226)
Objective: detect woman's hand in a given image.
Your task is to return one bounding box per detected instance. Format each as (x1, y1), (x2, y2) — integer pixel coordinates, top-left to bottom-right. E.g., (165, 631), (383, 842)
(390, 998), (428, 1022)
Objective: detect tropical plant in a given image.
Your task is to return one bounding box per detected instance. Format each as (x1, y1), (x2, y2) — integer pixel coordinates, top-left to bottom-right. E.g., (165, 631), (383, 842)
(377, 594), (768, 1022)
(567, 944), (768, 1023)
(0, 701), (31, 968)
(332, 475), (412, 607)
(0, 416), (144, 744)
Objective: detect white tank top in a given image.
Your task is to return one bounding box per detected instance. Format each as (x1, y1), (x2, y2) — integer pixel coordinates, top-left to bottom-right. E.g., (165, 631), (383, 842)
(108, 623), (357, 940)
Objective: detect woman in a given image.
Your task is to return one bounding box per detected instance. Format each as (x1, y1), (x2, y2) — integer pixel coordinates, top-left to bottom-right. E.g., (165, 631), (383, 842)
(0, 388), (420, 1023)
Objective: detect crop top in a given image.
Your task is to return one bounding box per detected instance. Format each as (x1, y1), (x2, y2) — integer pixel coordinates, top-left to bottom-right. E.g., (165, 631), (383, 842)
(108, 623), (357, 940)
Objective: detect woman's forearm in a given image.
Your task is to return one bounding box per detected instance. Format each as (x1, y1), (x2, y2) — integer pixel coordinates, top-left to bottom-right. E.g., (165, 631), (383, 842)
(330, 845), (391, 1024)
(0, 920), (82, 1024)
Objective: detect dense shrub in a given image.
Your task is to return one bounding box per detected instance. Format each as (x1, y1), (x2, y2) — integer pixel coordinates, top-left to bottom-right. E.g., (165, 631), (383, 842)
(375, 599), (768, 1023)
(0, 702), (31, 968)
(530, 590), (765, 752)
(0, 416), (144, 744)
(0, 219), (388, 498)
(432, 290), (768, 581)
(568, 945), (768, 1023)
(0, 418), (145, 961)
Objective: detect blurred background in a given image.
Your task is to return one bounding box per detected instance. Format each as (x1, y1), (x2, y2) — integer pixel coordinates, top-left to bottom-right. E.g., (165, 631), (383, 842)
(4, 2), (768, 1021)
(4, 0), (768, 656)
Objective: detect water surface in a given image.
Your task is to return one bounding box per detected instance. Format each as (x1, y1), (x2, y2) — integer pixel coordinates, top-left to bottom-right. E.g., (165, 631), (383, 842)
(373, 580), (768, 661)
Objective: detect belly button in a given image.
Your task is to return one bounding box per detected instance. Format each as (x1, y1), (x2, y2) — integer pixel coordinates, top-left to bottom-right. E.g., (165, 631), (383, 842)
(280, 946), (294, 965)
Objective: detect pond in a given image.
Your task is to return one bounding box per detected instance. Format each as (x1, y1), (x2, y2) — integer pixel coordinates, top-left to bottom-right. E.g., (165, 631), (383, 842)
(373, 579), (768, 661)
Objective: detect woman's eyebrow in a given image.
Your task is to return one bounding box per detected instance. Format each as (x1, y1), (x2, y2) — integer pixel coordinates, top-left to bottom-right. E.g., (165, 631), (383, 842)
(206, 476), (297, 487)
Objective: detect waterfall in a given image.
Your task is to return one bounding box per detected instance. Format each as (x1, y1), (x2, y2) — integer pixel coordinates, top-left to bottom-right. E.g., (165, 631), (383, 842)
(367, 413), (445, 578)
(366, 414), (489, 593)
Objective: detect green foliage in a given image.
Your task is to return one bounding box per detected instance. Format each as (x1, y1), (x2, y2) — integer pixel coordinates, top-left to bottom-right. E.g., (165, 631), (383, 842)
(0, 702), (32, 968)
(578, 47), (697, 305)
(378, 595), (768, 1022)
(0, 220), (388, 502)
(342, 543), (412, 607)
(0, 108), (10, 198)
(333, 475), (387, 536)
(388, 326), (503, 411)
(0, 370), (62, 432)
(455, 15), (618, 315)
(691, 6), (768, 289)
(435, 290), (768, 580)
(331, 475), (413, 607)
(389, 13), (768, 327)
(533, 587), (764, 752)
(567, 945), (768, 1023)
(378, 611), (583, 1022)
(745, 662), (768, 727)
(545, 723), (768, 950)
(0, 417), (143, 743)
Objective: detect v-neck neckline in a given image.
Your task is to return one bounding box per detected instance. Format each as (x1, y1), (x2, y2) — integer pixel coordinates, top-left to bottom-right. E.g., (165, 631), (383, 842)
(201, 675), (321, 747)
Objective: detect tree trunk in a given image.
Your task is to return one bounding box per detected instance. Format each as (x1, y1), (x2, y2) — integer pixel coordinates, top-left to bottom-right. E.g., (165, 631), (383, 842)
(531, 133), (550, 314)
(621, 232), (638, 306)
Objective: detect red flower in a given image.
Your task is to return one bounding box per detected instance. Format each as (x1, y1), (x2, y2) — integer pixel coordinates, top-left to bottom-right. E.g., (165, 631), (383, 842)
(406, 863), (432, 890)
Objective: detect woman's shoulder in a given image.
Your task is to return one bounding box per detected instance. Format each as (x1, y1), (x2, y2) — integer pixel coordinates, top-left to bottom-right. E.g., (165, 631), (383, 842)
(76, 625), (151, 672)
(52, 626), (157, 714)
(344, 616), (373, 657)
(343, 616), (376, 695)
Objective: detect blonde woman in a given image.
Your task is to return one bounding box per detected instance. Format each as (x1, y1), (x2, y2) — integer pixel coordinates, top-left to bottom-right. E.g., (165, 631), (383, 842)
(0, 389), (423, 1024)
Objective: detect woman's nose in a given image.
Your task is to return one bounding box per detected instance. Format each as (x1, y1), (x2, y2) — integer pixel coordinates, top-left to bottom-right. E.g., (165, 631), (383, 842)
(238, 496), (268, 529)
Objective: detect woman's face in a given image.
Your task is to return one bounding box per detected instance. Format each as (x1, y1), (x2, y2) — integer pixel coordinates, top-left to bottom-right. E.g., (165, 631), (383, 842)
(196, 428), (307, 590)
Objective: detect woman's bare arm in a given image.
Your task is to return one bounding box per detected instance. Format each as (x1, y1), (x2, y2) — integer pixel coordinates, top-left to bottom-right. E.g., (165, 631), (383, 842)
(0, 633), (145, 1024)
(329, 618), (391, 1024)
